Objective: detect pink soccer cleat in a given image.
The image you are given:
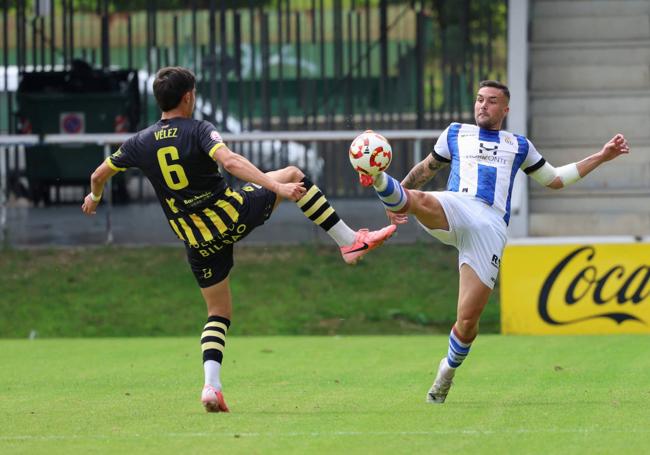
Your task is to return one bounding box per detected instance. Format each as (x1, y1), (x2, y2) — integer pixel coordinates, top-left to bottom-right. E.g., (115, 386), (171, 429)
(201, 385), (230, 413)
(340, 224), (397, 265)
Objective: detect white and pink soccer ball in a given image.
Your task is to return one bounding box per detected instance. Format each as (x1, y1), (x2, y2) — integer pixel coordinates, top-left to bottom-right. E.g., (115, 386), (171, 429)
(348, 130), (392, 176)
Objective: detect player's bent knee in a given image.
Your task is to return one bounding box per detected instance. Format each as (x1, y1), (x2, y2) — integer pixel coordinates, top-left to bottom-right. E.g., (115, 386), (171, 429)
(409, 191), (448, 228)
(286, 165), (304, 181)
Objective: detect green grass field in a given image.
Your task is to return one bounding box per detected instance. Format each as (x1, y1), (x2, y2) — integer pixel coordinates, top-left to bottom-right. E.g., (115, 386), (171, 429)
(0, 244), (500, 337)
(1, 335), (648, 454)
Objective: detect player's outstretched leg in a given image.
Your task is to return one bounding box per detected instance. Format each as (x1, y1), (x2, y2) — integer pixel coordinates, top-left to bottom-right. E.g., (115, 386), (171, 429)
(368, 172), (410, 214)
(200, 315), (231, 412)
(426, 325), (475, 404)
(291, 172), (396, 264)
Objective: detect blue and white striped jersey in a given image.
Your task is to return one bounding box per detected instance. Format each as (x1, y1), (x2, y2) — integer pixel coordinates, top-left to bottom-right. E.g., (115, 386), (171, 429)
(433, 122), (545, 225)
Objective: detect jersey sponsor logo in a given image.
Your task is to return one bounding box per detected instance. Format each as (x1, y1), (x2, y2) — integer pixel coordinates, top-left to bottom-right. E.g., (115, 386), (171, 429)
(479, 142), (499, 156)
(466, 153), (507, 165)
(154, 127), (179, 140)
(184, 191), (214, 207)
(210, 131), (223, 142)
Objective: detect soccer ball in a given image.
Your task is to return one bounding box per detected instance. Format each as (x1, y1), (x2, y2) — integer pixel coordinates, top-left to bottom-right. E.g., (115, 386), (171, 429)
(348, 130), (392, 176)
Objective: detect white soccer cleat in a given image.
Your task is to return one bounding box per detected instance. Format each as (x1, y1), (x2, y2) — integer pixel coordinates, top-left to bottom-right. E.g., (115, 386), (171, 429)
(426, 358), (455, 404)
(201, 384), (229, 413)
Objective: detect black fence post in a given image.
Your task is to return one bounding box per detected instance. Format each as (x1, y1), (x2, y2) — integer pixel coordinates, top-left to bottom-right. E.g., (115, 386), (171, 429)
(69, 0), (74, 62)
(40, 16), (45, 70)
(208, 0), (217, 125)
(127, 15), (133, 69)
(260, 12), (270, 130)
(2, 0), (8, 132)
(219, 0), (228, 132)
(234, 12), (243, 128)
(379, 0), (387, 127)
(173, 15), (179, 66)
(247, 3), (256, 131)
(101, 0), (109, 70)
(50, 0), (55, 70)
(191, 0), (198, 73)
(61, 0), (67, 68)
(415, 11), (424, 129)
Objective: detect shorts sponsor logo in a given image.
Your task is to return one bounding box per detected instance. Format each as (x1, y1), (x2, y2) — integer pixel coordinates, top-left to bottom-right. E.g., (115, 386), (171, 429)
(192, 223), (249, 257)
(202, 268), (213, 279)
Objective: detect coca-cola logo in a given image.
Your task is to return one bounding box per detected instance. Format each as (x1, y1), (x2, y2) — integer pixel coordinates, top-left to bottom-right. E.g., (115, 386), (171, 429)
(538, 246), (648, 326)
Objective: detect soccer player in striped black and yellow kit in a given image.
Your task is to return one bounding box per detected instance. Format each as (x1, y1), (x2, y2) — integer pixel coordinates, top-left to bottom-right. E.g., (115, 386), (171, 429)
(81, 67), (395, 412)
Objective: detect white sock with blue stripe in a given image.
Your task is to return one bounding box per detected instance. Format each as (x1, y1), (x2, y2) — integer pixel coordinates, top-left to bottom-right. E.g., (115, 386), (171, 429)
(446, 325), (474, 370)
(373, 172), (409, 213)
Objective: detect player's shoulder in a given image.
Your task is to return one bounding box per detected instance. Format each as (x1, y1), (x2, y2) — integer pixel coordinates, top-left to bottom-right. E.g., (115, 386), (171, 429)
(501, 128), (529, 142)
(120, 123), (158, 150)
(135, 120), (168, 137)
(448, 122), (477, 132)
(190, 118), (221, 135)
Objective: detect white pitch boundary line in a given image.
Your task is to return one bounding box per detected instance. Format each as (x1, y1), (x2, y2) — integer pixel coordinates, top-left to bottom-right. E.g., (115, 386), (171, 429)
(2, 428), (648, 441)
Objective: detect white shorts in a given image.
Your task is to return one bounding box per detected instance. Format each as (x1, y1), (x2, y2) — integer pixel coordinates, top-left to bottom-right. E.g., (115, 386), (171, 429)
(416, 192), (507, 289)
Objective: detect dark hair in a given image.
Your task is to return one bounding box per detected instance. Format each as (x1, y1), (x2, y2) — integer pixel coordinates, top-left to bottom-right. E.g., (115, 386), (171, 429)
(153, 67), (196, 111)
(479, 80), (510, 100)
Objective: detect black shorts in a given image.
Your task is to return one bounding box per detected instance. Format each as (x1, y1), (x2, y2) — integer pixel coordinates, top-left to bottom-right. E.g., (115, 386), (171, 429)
(185, 184), (276, 288)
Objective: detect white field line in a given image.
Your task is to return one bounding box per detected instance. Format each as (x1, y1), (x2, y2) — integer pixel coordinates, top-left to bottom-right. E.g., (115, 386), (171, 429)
(1, 428), (648, 441)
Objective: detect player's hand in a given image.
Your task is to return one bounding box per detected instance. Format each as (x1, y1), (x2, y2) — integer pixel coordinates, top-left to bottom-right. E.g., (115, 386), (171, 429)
(386, 209), (408, 225)
(81, 194), (99, 216)
(276, 181), (306, 201)
(600, 134), (630, 162)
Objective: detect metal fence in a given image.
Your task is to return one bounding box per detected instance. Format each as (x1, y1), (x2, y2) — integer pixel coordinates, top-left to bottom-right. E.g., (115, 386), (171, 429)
(0, 130), (445, 245)
(0, 0), (505, 209)
(1, 0), (507, 134)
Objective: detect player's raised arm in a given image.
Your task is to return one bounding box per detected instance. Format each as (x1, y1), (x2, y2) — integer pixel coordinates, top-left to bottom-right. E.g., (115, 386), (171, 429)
(529, 133), (630, 190)
(210, 143), (306, 201)
(81, 161), (118, 215)
(401, 153), (448, 190)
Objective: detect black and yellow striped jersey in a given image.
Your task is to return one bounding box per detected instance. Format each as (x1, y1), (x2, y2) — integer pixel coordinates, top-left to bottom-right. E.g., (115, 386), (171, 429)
(107, 117), (243, 245)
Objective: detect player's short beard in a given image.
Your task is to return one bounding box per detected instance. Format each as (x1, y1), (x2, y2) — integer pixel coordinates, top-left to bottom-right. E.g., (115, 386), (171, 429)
(476, 116), (496, 130)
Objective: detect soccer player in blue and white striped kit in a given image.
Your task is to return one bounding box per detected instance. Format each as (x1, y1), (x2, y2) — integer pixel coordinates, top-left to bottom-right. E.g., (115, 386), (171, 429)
(360, 80), (630, 403)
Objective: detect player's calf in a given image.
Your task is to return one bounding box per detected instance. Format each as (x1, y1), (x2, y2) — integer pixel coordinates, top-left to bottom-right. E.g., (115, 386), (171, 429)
(372, 172), (410, 214)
